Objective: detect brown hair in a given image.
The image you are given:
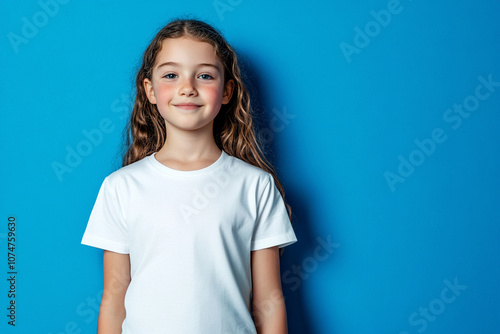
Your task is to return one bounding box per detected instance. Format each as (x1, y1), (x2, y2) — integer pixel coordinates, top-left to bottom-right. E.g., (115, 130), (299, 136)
(122, 18), (293, 254)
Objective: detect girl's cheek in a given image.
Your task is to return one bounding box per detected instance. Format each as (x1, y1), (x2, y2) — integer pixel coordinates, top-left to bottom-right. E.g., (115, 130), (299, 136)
(203, 85), (225, 103)
(155, 83), (174, 98)
(156, 81), (175, 90)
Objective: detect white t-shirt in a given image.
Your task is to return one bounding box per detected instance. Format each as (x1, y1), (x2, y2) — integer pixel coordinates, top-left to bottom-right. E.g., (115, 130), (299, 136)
(81, 150), (297, 333)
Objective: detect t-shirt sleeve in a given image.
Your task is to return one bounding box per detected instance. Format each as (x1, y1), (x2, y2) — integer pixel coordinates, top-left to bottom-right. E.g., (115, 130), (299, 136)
(81, 177), (129, 254)
(251, 174), (297, 251)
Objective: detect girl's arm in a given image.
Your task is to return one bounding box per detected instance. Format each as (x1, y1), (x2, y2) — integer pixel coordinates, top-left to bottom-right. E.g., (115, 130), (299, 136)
(251, 246), (288, 334)
(97, 250), (131, 334)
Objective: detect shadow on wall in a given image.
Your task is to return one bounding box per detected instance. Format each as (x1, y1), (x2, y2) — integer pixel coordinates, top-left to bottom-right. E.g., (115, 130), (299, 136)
(239, 51), (340, 334)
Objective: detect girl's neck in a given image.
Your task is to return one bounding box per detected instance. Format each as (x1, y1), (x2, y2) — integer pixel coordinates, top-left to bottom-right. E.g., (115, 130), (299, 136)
(155, 123), (221, 170)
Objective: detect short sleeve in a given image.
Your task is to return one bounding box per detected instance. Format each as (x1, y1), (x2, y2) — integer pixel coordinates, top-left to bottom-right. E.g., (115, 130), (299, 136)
(81, 177), (129, 254)
(251, 174), (297, 251)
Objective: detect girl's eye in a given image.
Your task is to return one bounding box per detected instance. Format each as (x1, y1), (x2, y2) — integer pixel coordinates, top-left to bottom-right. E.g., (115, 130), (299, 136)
(163, 73), (177, 79)
(199, 74), (213, 80)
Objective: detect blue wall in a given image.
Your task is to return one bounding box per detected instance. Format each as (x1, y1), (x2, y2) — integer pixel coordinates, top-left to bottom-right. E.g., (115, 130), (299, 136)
(1, 1), (499, 333)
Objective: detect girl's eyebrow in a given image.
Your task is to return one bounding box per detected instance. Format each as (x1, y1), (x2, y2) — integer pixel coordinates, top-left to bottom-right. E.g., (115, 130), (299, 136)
(157, 61), (221, 72)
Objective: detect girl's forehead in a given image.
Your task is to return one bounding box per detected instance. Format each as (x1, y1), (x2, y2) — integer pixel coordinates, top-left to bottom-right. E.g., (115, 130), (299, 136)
(156, 37), (219, 63)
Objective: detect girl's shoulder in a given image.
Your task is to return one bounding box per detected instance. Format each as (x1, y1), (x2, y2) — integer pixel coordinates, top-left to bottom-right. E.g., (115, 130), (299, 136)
(224, 153), (275, 185)
(101, 154), (152, 188)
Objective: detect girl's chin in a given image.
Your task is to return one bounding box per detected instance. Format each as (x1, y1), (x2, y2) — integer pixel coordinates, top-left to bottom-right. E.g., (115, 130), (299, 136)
(163, 119), (216, 132)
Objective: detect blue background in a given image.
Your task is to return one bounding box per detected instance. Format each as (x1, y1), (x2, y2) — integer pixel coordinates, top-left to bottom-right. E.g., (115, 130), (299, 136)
(1, 0), (499, 333)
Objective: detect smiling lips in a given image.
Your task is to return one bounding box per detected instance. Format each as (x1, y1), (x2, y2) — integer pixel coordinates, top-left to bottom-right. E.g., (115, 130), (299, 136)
(173, 103), (202, 110)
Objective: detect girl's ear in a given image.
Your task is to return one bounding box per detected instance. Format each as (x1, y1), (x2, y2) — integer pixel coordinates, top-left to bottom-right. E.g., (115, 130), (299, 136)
(222, 79), (235, 104)
(143, 78), (157, 104)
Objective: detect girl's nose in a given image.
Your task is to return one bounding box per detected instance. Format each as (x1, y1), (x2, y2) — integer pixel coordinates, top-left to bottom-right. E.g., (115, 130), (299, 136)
(179, 78), (197, 96)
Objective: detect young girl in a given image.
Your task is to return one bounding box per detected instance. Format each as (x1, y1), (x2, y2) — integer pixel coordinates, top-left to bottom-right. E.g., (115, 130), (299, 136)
(81, 18), (297, 333)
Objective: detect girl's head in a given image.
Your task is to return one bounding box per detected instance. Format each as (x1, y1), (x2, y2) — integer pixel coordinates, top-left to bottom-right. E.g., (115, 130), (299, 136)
(143, 36), (235, 138)
(123, 19), (250, 165)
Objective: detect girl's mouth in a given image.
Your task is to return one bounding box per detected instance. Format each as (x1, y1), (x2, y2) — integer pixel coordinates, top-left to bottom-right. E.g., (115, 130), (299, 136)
(174, 103), (202, 110)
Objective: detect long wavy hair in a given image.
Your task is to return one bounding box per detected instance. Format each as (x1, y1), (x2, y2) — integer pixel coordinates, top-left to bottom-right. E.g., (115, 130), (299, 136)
(122, 19), (293, 254)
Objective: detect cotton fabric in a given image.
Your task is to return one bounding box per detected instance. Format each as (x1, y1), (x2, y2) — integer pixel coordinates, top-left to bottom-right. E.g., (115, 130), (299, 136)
(81, 150), (297, 333)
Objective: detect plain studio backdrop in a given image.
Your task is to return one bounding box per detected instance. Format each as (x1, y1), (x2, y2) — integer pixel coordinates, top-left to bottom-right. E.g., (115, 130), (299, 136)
(1, 0), (499, 333)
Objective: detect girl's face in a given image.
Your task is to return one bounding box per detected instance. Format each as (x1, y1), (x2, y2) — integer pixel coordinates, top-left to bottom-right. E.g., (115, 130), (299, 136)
(144, 37), (234, 133)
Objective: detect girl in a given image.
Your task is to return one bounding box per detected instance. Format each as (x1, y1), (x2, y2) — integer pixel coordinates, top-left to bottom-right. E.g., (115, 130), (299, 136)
(81, 18), (297, 334)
